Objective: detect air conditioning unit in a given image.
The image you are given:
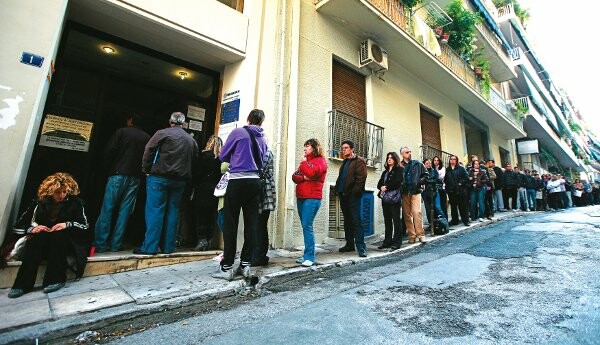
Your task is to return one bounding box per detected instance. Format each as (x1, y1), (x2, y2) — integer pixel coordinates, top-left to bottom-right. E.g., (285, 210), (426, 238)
(359, 39), (388, 72)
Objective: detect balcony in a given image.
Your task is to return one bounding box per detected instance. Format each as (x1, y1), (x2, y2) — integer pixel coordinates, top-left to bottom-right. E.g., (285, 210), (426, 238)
(316, 0), (525, 139)
(420, 145), (455, 166)
(517, 96), (580, 169)
(328, 110), (385, 167)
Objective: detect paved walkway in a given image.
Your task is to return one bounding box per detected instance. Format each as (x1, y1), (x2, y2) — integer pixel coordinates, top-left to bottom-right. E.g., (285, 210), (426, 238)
(0, 211), (524, 343)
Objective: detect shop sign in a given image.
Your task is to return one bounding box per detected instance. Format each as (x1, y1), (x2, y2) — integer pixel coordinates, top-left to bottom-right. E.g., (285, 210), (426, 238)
(39, 115), (93, 152)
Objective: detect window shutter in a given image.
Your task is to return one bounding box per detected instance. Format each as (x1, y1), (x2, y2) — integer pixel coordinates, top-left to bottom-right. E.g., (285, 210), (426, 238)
(332, 61), (366, 120)
(420, 108), (441, 150)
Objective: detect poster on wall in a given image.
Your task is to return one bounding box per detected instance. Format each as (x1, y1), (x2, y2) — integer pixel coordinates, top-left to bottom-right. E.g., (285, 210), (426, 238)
(187, 105), (206, 121)
(189, 120), (203, 131)
(220, 90), (240, 124)
(517, 139), (540, 155)
(39, 114), (93, 152)
(218, 122), (237, 144)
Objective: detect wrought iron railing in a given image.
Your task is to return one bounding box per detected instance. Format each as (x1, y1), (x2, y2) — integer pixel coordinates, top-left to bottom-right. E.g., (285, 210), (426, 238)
(420, 145), (455, 167)
(513, 96), (529, 111)
(328, 109), (385, 167)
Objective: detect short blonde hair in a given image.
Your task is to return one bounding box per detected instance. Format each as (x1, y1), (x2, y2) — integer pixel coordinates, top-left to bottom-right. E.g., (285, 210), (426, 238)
(37, 172), (80, 200)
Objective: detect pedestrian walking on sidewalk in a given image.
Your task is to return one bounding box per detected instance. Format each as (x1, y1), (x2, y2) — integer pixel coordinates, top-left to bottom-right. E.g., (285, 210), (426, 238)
(94, 114), (150, 253)
(253, 147), (276, 267)
(8, 173), (89, 298)
(211, 109), (268, 280)
(191, 135), (223, 251)
(401, 146), (428, 243)
(292, 139), (327, 267)
(377, 152), (404, 250)
(335, 140), (368, 257)
(135, 112), (199, 255)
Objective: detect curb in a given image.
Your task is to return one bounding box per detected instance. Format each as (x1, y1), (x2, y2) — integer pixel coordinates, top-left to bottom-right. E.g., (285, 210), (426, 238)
(0, 211), (526, 344)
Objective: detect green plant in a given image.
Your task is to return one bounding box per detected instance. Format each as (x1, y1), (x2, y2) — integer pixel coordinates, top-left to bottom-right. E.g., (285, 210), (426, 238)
(402, 0), (423, 11)
(584, 158), (592, 165)
(445, 0), (482, 60)
(569, 118), (581, 133)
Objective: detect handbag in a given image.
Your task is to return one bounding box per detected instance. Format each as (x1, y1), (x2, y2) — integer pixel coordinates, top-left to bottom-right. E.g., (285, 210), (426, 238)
(382, 189), (401, 204)
(213, 172), (230, 197)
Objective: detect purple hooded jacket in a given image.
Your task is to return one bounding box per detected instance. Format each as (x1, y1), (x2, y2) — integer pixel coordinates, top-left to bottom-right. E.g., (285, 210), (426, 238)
(219, 125), (268, 174)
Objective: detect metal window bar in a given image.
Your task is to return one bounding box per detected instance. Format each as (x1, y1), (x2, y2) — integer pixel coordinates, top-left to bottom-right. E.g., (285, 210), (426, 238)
(419, 145), (455, 167)
(328, 109), (385, 167)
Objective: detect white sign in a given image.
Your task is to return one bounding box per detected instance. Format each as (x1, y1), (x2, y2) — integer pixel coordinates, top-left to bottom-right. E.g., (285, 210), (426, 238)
(189, 120), (203, 131)
(39, 114), (93, 152)
(517, 139), (539, 154)
(218, 122), (237, 144)
(187, 105), (206, 121)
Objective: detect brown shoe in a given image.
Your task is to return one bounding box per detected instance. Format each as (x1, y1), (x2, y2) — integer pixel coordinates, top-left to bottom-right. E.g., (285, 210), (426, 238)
(407, 239), (416, 244)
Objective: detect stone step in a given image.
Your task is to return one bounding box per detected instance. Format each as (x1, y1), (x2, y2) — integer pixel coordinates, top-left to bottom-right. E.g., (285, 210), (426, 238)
(0, 249), (219, 289)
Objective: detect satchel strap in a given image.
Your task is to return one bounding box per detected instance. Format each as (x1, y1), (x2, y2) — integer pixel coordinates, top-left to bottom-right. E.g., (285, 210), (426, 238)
(243, 126), (264, 177)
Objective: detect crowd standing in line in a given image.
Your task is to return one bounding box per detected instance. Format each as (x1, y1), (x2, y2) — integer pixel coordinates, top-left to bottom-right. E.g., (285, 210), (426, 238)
(6, 106), (600, 294)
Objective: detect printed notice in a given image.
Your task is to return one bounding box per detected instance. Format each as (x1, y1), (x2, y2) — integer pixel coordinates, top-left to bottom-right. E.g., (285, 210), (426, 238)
(39, 114), (93, 152)
(187, 105), (206, 121)
(220, 90), (240, 124)
(189, 120), (203, 131)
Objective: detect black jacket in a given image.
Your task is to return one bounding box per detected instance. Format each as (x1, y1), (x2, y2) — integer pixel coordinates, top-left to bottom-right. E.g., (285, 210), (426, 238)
(142, 126), (199, 180)
(193, 150), (222, 203)
(468, 168), (490, 190)
(502, 170), (519, 188)
(377, 166), (404, 196)
(444, 165), (468, 193)
(14, 197), (90, 277)
(492, 166), (504, 189)
(402, 159), (428, 195)
(104, 126), (150, 176)
(524, 175), (537, 189)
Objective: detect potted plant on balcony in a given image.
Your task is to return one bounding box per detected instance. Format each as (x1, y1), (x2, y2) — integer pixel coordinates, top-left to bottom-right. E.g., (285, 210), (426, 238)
(444, 0), (482, 60)
(402, 0), (423, 12)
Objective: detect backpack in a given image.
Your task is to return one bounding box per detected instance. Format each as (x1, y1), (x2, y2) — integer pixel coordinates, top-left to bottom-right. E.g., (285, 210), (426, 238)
(433, 216), (449, 235)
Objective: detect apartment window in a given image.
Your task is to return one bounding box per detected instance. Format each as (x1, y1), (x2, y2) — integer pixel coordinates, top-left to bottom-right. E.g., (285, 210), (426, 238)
(420, 108), (442, 150)
(332, 61), (366, 120)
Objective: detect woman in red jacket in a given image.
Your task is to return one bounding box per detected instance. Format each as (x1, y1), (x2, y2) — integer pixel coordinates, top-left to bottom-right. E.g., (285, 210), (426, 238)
(292, 138), (327, 267)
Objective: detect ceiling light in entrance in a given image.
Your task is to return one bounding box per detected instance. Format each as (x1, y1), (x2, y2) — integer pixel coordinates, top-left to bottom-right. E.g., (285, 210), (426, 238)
(178, 71), (188, 80)
(101, 46), (115, 54)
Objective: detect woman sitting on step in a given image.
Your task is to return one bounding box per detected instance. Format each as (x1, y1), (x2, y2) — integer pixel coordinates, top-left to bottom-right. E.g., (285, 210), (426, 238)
(8, 172), (89, 298)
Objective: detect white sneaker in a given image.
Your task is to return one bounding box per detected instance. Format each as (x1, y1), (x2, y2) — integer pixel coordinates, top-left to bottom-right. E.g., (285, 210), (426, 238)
(235, 265), (251, 278)
(301, 260), (314, 267)
(296, 257), (304, 264)
(478, 218), (484, 222)
(211, 268), (234, 281)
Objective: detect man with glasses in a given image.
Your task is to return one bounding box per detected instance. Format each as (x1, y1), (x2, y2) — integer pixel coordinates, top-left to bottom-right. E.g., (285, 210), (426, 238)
(400, 146), (428, 243)
(335, 140), (368, 257)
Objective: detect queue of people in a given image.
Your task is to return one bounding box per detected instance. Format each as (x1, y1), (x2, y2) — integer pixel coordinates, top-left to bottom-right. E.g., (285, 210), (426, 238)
(7, 107), (599, 295)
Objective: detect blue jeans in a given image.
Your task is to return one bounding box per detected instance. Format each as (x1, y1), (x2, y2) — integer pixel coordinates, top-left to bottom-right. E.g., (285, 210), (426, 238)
(297, 198), (322, 262)
(141, 175), (186, 254)
(94, 175), (140, 251)
(470, 188), (485, 219)
(422, 189), (446, 225)
(526, 189), (536, 210)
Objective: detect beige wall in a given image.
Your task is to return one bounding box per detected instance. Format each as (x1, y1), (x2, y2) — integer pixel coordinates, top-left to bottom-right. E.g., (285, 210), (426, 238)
(0, 0), (68, 241)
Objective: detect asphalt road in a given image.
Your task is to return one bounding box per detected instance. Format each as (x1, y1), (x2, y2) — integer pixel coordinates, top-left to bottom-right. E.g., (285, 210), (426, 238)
(104, 207), (600, 345)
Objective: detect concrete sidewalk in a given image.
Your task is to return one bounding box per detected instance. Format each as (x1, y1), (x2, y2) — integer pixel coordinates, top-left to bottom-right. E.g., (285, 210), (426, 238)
(0, 211), (524, 343)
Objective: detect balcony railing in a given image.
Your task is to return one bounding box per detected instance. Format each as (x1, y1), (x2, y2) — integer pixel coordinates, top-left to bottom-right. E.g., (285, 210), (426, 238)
(420, 145), (455, 167)
(365, 0), (521, 129)
(513, 96), (529, 111)
(328, 109), (385, 167)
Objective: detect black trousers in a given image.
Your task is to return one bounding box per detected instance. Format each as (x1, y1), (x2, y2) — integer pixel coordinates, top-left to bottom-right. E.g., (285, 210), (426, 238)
(221, 178), (261, 269)
(448, 190), (469, 225)
(503, 187), (518, 210)
(340, 195), (365, 251)
(484, 189), (494, 217)
(381, 201), (403, 247)
(193, 194), (218, 242)
(253, 210), (270, 263)
(13, 231), (69, 291)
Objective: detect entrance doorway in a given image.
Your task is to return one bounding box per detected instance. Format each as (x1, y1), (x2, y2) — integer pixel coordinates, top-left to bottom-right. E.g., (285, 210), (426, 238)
(20, 23), (219, 246)
(463, 115), (490, 162)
